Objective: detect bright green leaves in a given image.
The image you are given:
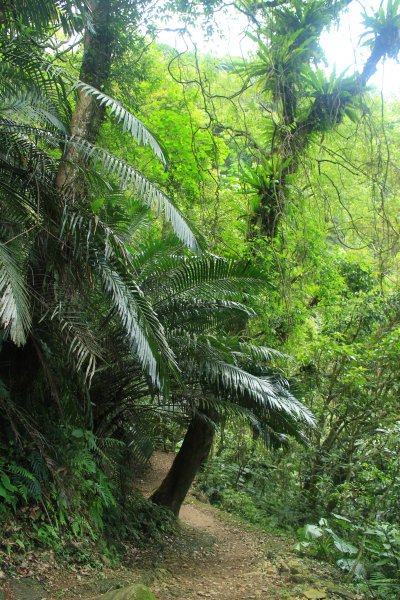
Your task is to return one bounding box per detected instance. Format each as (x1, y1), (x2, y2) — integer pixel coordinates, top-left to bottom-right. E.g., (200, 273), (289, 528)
(361, 0), (400, 58)
(301, 66), (361, 130)
(297, 516), (359, 564)
(240, 157), (292, 200)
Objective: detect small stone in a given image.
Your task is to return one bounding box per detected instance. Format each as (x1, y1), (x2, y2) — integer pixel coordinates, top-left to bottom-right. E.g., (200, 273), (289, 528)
(278, 562), (291, 573)
(287, 560), (303, 574)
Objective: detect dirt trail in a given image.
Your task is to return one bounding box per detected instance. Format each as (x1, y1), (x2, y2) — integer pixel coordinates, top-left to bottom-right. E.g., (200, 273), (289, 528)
(137, 451), (219, 534)
(0, 452), (354, 600)
(140, 452), (335, 600)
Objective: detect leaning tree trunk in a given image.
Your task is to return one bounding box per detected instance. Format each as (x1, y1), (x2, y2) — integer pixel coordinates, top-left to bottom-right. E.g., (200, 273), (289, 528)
(150, 412), (214, 516)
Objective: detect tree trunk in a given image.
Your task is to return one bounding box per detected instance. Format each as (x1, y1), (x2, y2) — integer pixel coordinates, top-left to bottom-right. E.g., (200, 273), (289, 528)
(247, 183), (284, 240)
(150, 412), (214, 516)
(56, 0), (114, 193)
(247, 2), (397, 241)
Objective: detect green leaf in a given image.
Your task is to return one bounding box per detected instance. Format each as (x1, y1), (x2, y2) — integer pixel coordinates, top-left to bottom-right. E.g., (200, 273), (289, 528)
(303, 524), (324, 539)
(0, 242), (31, 346)
(331, 533), (358, 555)
(1, 474), (17, 493)
(71, 429), (84, 439)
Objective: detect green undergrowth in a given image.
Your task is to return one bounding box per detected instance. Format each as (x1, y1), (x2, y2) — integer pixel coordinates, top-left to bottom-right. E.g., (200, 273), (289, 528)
(196, 437), (400, 599)
(196, 432), (305, 533)
(0, 434), (176, 574)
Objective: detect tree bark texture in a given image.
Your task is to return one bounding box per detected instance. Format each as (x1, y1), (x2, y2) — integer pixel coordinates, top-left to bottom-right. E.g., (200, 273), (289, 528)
(56, 0), (114, 192)
(150, 412), (214, 516)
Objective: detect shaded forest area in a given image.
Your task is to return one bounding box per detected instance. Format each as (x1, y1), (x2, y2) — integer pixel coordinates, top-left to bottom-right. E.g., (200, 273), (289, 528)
(1, 1), (400, 598)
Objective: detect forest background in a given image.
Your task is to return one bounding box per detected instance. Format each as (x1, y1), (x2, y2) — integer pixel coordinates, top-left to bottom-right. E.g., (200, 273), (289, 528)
(1, 1), (400, 598)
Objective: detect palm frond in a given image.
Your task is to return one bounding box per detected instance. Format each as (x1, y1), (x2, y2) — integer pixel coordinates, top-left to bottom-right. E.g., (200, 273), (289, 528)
(201, 360), (315, 426)
(0, 45), (72, 124)
(0, 242), (31, 346)
(234, 343), (286, 363)
(2, 50), (165, 161)
(133, 237), (183, 277)
(161, 299), (254, 333)
(0, 170), (43, 226)
(50, 304), (104, 383)
(145, 256), (263, 304)
(1, 0), (92, 35)
(0, 127), (58, 185)
(0, 92), (68, 134)
(74, 83), (166, 164)
(64, 136), (198, 250)
(94, 252), (179, 392)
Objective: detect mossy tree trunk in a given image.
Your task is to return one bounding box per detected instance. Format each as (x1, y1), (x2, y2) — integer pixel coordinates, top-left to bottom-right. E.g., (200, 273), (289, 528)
(246, 0), (399, 241)
(56, 0), (114, 192)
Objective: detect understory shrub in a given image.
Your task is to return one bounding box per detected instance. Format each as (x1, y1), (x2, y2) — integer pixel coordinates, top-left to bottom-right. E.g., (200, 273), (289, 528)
(0, 426), (175, 569)
(197, 429), (307, 530)
(296, 514), (400, 599)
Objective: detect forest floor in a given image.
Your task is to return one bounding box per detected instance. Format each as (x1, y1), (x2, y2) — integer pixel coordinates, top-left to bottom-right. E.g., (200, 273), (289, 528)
(0, 452), (362, 600)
